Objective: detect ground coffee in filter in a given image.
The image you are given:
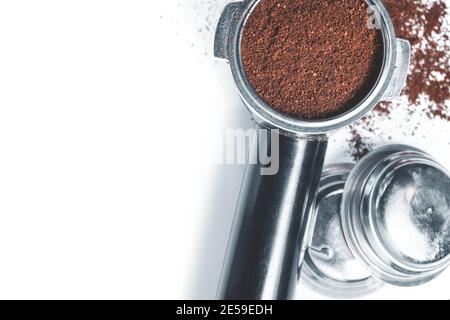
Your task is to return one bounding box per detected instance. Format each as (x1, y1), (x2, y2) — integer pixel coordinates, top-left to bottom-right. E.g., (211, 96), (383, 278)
(241, 0), (383, 120)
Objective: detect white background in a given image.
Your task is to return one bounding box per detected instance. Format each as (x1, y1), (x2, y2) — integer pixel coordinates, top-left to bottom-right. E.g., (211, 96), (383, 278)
(0, 0), (449, 299)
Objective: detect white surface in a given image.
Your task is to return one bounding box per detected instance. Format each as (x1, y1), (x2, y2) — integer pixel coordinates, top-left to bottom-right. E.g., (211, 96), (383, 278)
(0, 0), (448, 300)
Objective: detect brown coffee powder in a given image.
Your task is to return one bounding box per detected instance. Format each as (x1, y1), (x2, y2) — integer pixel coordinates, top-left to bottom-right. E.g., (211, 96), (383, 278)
(241, 0), (383, 120)
(382, 0), (450, 119)
(349, 0), (450, 161)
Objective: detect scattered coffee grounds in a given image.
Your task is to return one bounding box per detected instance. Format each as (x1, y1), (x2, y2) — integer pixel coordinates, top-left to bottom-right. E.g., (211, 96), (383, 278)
(241, 0), (383, 120)
(349, 127), (372, 161)
(383, 0), (450, 119)
(349, 0), (450, 160)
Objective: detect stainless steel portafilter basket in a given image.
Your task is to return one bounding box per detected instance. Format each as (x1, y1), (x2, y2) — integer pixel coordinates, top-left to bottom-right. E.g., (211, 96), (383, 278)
(301, 145), (450, 298)
(214, 0), (411, 300)
(300, 164), (385, 298)
(341, 145), (450, 287)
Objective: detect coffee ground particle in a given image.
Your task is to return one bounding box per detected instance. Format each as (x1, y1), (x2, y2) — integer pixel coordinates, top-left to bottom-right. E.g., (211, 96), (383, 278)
(350, 0), (450, 160)
(241, 0), (383, 120)
(349, 127), (372, 160)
